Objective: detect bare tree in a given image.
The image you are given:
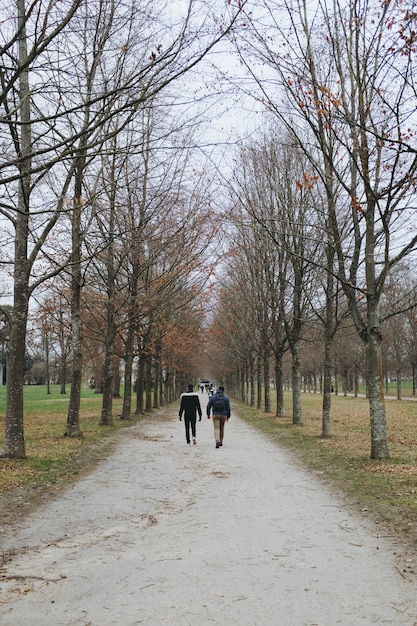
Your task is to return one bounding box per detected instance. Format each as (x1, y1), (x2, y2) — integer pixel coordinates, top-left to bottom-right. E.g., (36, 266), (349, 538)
(0, 0), (245, 457)
(230, 134), (321, 424)
(0, 1), (80, 457)
(381, 265), (417, 399)
(235, 0), (417, 458)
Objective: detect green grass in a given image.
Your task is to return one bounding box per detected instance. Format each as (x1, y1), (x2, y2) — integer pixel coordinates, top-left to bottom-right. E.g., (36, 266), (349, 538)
(0, 383), (117, 415)
(0, 384), (137, 501)
(353, 381), (415, 397)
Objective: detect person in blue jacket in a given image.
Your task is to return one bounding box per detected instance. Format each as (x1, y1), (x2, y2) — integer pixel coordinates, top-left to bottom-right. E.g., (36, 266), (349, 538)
(206, 385), (231, 448)
(179, 384), (202, 445)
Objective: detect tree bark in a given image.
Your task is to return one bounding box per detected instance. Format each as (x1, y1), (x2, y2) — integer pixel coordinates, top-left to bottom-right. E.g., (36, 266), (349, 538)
(291, 340), (302, 425)
(135, 351), (145, 415)
(145, 354), (152, 413)
(121, 327), (134, 419)
(366, 330), (389, 459)
(396, 370), (401, 401)
(322, 328), (333, 437)
(99, 169), (117, 426)
(263, 347), (271, 413)
(275, 351), (285, 417)
(240, 368), (245, 403)
(100, 333), (114, 425)
(2, 0), (31, 458)
(65, 193), (83, 438)
(256, 355), (262, 409)
(249, 353), (255, 407)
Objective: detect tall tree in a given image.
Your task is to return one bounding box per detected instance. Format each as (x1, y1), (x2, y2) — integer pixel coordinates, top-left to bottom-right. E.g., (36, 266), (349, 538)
(230, 134), (321, 423)
(0, 0), (245, 457)
(236, 0), (417, 458)
(1, 0), (81, 457)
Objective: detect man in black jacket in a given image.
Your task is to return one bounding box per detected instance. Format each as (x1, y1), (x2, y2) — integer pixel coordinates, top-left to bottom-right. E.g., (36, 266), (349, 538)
(179, 384), (202, 445)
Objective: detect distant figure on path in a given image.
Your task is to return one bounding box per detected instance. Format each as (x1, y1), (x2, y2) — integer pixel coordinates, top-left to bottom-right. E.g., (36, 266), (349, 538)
(207, 385), (231, 448)
(179, 384), (202, 445)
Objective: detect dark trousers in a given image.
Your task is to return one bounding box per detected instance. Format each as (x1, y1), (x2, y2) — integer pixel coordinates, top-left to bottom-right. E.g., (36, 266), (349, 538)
(184, 416), (197, 443)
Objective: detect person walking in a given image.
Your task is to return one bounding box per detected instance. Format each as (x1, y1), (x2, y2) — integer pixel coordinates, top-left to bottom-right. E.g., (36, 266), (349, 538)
(206, 385), (231, 448)
(179, 384), (202, 445)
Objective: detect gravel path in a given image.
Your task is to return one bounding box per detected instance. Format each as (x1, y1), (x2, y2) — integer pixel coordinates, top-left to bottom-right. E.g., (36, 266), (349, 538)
(1, 396), (417, 625)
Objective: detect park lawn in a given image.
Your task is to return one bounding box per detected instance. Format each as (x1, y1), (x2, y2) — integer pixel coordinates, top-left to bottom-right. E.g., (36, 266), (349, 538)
(350, 381), (415, 398)
(235, 391), (417, 549)
(0, 385), (135, 496)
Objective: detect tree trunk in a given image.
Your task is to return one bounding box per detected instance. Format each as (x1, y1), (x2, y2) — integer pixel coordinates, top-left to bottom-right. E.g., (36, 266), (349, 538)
(153, 362), (159, 409)
(60, 359), (67, 395)
(249, 353), (255, 407)
(366, 331), (389, 459)
(292, 340), (302, 425)
(113, 359), (121, 398)
(153, 348), (160, 409)
(342, 366), (348, 397)
(45, 332), (51, 395)
(2, 0), (31, 458)
(135, 351), (145, 415)
(65, 193), (83, 438)
(100, 358), (113, 424)
(233, 368), (238, 400)
(159, 371), (164, 407)
(3, 306), (28, 458)
(164, 369), (171, 405)
(99, 203), (116, 426)
(240, 368), (245, 402)
(121, 328), (134, 419)
(256, 355), (262, 409)
(263, 348), (271, 413)
(275, 352), (285, 417)
(145, 354), (152, 412)
(322, 332), (333, 437)
(100, 331), (114, 426)
(396, 369), (401, 401)
(59, 308), (67, 394)
(354, 367), (359, 397)
(121, 261), (140, 418)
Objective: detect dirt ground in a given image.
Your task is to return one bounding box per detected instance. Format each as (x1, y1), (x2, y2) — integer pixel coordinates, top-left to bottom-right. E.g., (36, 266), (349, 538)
(1, 394), (417, 626)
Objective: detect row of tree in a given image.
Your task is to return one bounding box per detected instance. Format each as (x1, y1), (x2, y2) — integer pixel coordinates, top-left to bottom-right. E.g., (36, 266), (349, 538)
(0, 0), (244, 458)
(205, 0), (417, 460)
(19, 270), (417, 404)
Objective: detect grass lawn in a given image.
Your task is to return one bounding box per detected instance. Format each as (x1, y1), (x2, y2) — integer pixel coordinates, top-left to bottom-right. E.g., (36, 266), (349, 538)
(0, 385), (136, 497)
(359, 381), (416, 398)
